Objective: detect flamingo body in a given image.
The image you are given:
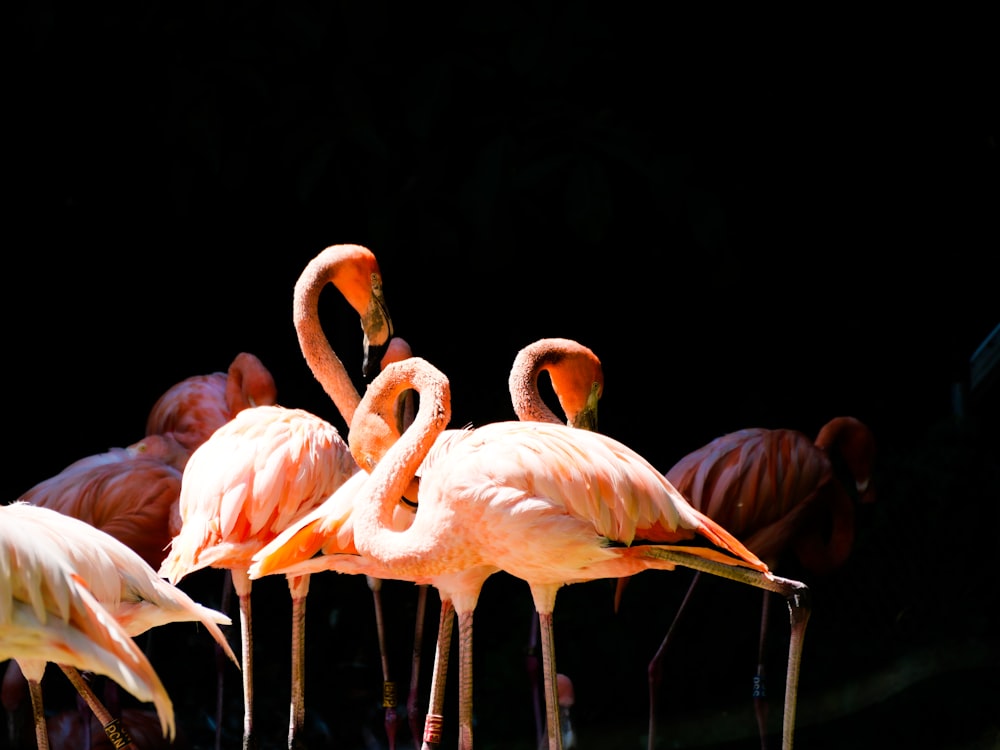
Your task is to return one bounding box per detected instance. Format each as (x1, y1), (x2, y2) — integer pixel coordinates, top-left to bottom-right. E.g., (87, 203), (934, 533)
(159, 405), (359, 581)
(665, 419), (876, 571)
(145, 351), (278, 455)
(0, 502), (177, 742)
(356, 419), (767, 595)
(18, 437), (185, 569)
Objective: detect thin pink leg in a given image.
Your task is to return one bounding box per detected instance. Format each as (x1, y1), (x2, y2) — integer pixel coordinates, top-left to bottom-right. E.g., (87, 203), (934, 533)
(536, 611), (563, 750)
(288, 573), (310, 749)
(421, 596), (454, 750)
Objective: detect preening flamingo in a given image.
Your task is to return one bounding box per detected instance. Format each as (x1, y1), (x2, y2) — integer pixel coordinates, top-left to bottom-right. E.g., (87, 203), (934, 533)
(0, 501), (179, 749)
(346, 357), (810, 750)
(508, 337), (603, 750)
(159, 243), (397, 750)
(636, 417), (876, 750)
(145, 351), (278, 455)
(2, 499), (237, 746)
(508, 337), (604, 431)
(16, 433), (188, 570)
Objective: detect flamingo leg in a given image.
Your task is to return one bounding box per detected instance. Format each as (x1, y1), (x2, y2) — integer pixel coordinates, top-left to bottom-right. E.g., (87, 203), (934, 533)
(536, 611), (563, 750)
(421, 595), (455, 750)
(26, 678), (49, 750)
(644, 549), (810, 750)
(647, 571), (702, 750)
(288, 573), (310, 750)
(455, 609), (474, 750)
(754, 590), (773, 750)
(409, 583), (429, 750)
(368, 575), (399, 750)
(231, 571), (256, 750)
(59, 666), (136, 749)
(781, 594), (810, 750)
(527, 613), (543, 749)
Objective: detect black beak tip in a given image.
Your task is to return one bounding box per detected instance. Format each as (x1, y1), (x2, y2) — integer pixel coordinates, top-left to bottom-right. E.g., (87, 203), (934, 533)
(363, 341), (390, 381)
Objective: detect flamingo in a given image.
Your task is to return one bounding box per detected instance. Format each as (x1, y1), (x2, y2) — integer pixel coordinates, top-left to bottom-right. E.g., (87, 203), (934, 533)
(145, 351), (278, 455)
(345, 356), (811, 750)
(249, 337), (604, 749)
(144, 352), (275, 749)
(637, 417), (876, 750)
(2, 500), (238, 747)
(16, 433), (188, 570)
(16, 429), (237, 749)
(0, 501), (188, 749)
(159, 243), (396, 750)
(508, 337), (603, 749)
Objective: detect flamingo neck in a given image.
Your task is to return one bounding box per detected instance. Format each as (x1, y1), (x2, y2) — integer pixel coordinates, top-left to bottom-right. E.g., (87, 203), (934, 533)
(224, 352), (277, 416)
(509, 338), (603, 428)
(815, 416), (877, 503)
(510, 359), (562, 424)
(293, 246), (375, 428)
(350, 358), (452, 570)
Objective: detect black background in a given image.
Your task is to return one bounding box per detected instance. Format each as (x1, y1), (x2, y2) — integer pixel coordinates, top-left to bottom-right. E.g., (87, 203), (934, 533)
(5, 5), (998, 750)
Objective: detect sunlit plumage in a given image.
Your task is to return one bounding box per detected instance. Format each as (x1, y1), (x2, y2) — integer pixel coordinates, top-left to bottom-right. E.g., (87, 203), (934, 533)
(160, 243), (396, 750)
(346, 357), (809, 750)
(145, 351), (278, 456)
(0, 502), (179, 749)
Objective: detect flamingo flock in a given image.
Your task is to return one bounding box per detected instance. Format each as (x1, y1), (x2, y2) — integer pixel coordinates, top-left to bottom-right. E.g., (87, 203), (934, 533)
(0, 243), (878, 750)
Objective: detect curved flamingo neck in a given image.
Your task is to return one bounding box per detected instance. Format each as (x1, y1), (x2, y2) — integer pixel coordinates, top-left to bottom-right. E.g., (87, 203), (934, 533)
(509, 338), (603, 428)
(814, 416), (877, 503)
(224, 352), (278, 416)
(293, 245), (385, 428)
(350, 357), (452, 568)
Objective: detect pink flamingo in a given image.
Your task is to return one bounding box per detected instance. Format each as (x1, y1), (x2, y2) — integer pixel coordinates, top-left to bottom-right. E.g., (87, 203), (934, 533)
(145, 351), (278, 455)
(508, 337), (603, 750)
(159, 244), (396, 750)
(16, 433), (188, 570)
(346, 356), (811, 750)
(249, 337), (604, 749)
(637, 418), (876, 750)
(2, 501), (237, 749)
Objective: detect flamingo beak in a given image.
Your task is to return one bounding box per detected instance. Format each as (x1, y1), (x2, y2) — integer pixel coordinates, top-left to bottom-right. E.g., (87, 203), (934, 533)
(361, 275), (394, 380)
(363, 337), (391, 380)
